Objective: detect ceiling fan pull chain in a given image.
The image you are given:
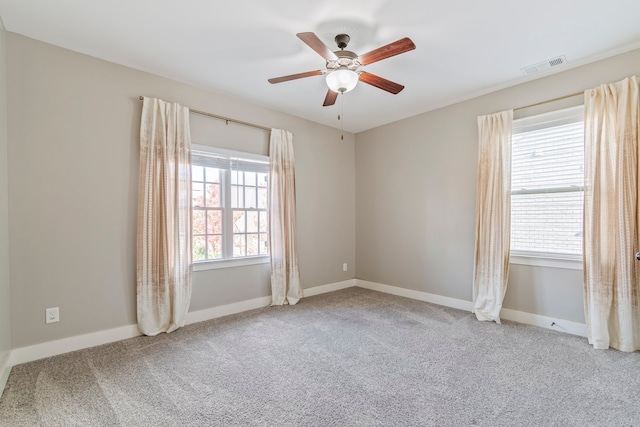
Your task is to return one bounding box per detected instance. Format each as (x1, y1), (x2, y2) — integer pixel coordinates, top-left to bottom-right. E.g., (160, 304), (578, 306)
(340, 93), (344, 140)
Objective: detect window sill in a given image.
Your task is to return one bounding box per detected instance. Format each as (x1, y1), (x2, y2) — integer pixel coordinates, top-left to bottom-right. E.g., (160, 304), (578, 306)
(510, 254), (583, 270)
(193, 256), (270, 271)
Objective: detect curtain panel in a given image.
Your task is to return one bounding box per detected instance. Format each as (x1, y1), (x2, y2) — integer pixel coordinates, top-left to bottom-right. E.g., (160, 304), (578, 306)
(473, 110), (513, 323)
(137, 97), (193, 335)
(269, 128), (302, 305)
(583, 76), (640, 352)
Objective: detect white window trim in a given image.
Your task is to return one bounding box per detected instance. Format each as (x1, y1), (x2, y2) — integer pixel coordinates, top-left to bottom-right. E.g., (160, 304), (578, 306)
(510, 253), (583, 270)
(191, 144), (270, 270)
(193, 255), (270, 271)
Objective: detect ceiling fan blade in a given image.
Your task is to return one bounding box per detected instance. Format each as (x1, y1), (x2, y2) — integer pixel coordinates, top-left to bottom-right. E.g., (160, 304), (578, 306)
(268, 70), (323, 84)
(297, 32), (338, 61)
(358, 37), (416, 66)
(323, 89), (338, 107)
(359, 72), (405, 94)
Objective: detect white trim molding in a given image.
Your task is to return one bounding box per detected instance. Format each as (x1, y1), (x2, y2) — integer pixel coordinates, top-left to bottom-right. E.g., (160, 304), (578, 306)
(356, 280), (474, 312)
(4, 280), (357, 369)
(185, 296), (272, 325)
(0, 351), (10, 398)
(8, 295), (275, 368)
(2, 278), (587, 380)
(510, 254), (583, 270)
(500, 307), (587, 337)
(9, 324), (141, 367)
(304, 279), (356, 297)
(355, 279), (587, 337)
(192, 256), (270, 271)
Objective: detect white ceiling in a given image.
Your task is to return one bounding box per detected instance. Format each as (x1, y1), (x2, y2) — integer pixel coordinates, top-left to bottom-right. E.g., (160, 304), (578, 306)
(1, 0), (640, 133)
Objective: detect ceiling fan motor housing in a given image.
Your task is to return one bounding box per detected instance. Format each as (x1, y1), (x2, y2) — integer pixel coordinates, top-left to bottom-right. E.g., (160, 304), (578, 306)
(335, 34), (350, 49)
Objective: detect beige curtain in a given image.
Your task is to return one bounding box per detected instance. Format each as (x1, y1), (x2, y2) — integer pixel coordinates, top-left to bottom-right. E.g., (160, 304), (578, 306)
(473, 110), (513, 323)
(137, 97), (192, 335)
(269, 128), (302, 305)
(584, 76), (640, 352)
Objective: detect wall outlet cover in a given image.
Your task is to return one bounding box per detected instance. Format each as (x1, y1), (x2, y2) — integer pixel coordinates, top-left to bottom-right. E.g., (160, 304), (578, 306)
(46, 307), (60, 324)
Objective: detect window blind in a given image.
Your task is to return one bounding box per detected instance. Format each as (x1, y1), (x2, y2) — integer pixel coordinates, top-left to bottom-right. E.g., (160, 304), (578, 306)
(192, 151), (269, 173)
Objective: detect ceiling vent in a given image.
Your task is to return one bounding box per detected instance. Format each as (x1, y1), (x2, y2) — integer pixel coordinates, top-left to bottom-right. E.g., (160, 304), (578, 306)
(521, 55), (567, 75)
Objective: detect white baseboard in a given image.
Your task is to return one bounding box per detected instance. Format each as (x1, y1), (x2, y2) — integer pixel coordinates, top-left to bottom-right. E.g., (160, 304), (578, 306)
(8, 324), (141, 367)
(3, 278), (587, 374)
(5, 280), (355, 368)
(304, 279), (356, 297)
(0, 351), (10, 398)
(500, 308), (587, 337)
(356, 279), (474, 312)
(355, 279), (587, 337)
(8, 295), (275, 368)
(185, 296), (272, 325)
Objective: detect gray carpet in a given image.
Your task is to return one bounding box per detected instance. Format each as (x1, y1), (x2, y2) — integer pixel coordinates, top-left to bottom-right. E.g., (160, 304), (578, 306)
(1, 287), (639, 426)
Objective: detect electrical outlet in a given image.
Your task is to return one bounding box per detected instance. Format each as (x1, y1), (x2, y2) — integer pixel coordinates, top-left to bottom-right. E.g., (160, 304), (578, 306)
(45, 307), (59, 324)
(343, 263), (348, 272)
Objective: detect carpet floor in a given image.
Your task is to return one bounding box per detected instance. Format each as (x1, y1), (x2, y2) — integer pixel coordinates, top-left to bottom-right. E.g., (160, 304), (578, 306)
(1, 287), (639, 426)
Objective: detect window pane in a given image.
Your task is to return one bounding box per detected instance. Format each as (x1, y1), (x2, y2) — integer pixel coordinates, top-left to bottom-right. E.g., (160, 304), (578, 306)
(245, 187), (257, 209)
(207, 210), (222, 234)
(192, 165), (204, 182)
(232, 185), (243, 208)
(231, 170), (243, 185)
(193, 236), (207, 261)
(246, 211), (258, 233)
(260, 233), (269, 255)
(233, 234), (246, 257)
(512, 122), (583, 192)
(207, 235), (222, 259)
(245, 172), (256, 186)
(511, 191), (583, 256)
(257, 173), (268, 187)
(205, 183), (221, 207)
(205, 167), (220, 183)
(247, 233), (259, 256)
(233, 210), (246, 233)
(259, 211), (268, 233)
(258, 188), (268, 209)
(192, 183), (204, 207)
(192, 210), (205, 235)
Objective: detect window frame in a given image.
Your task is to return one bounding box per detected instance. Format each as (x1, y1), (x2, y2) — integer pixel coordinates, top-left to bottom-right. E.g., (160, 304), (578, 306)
(191, 144), (270, 271)
(509, 105), (584, 270)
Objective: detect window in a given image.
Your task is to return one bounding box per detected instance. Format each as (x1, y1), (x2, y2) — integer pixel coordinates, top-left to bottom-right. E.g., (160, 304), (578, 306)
(191, 145), (269, 265)
(511, 106), (584, 262)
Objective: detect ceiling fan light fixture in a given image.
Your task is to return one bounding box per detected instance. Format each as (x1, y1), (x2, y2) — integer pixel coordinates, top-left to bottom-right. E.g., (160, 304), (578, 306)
(326, 69), (359, 93)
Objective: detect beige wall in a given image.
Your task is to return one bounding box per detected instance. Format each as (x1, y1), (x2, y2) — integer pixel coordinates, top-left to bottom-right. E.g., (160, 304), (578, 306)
(7, 33), (355, 348)
(355, 48), (640, 323)
(0, 24), (11, 364)
(8, 27), (639, 350)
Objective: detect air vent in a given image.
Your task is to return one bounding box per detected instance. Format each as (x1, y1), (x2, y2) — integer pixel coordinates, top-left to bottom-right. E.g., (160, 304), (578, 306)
(521, 55), (567, 75)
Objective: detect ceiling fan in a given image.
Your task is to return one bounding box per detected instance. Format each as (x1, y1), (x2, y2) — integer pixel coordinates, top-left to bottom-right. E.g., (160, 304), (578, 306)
(268, 32), (416, 106)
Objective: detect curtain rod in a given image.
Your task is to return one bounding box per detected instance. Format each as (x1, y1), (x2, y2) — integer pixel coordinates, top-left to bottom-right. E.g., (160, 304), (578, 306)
(138, 96), (271, 132)
(514, 91), (583, 111)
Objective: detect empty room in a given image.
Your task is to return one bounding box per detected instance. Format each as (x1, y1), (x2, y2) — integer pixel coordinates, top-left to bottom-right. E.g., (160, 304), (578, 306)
(1, 1), (640, 425)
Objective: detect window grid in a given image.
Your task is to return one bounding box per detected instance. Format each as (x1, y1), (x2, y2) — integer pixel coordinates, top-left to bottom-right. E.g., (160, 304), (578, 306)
(231, 170), (269, 257)
(191, 147), (270, 263)
(192, 166), (223, 261)
(511, 116), (584, 257)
